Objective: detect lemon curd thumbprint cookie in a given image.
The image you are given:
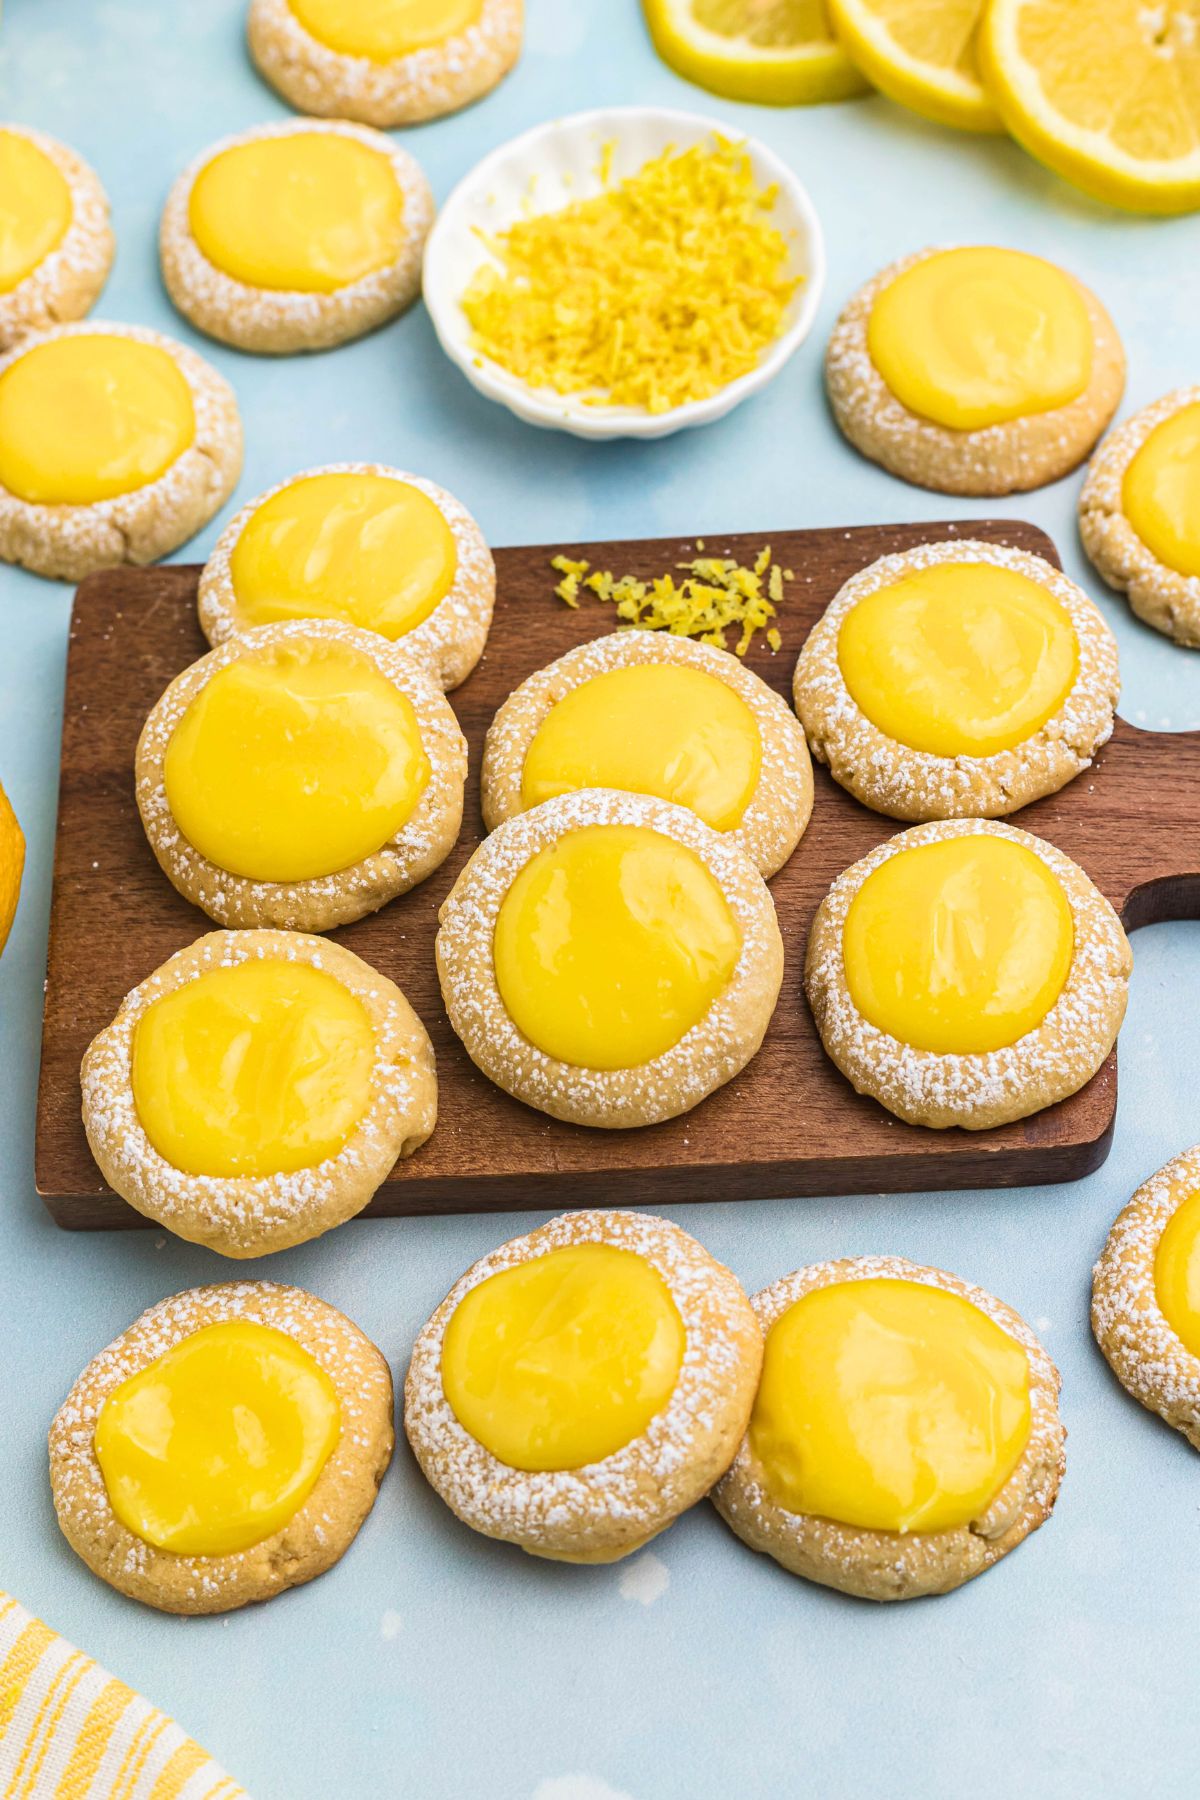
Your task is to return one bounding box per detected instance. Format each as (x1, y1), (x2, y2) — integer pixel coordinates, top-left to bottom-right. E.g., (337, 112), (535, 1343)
(50, 1283), (394, 1613)
(199, 464), (495, 690)
(82, 930), (437, 1257)
(1080, 386), (1200, 648)
(248, 0), (523, 128)
(793, 539), (1119, 821)
(826, 246), (1124, 495)
(0, 124), (113, 349)
(806, 818), (1131, 1129)
(712, 1258), (1065, 1601)
(137, 620), (466, 932)
(436, 789), (784, 1128)
(1093, 1145), (1200, 1451)
(482, 630), (813, 877)
(160, 120), (434, 354)
(0, 323), (241, 580)
(405, 1212), (762, 1562)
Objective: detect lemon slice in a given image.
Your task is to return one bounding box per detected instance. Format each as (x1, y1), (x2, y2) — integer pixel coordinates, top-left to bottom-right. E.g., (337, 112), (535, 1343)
(980, 0), (1200, 214)
(642, 0), (870, 104)
(827, 0), (1001, 130)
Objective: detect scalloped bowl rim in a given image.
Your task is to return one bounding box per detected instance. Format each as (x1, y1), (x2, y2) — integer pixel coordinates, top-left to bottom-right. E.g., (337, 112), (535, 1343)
(422, 105), (827, 441)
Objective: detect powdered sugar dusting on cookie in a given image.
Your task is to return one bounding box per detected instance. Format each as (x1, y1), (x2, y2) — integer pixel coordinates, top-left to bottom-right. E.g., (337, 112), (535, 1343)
(805, 817), (1131, 1130)
(197, 463), (496, 692)
(481, 628), (812, 877)
(436, 788), (784, 1129)
(1092, 1145), (1200, 1448)
(0, 126), (113, 348)
(404, 1210), (761, 1561)
(81, 929), (436, 1256)
(49, 1281), (393, 1614)
(136, 618), (466, 932)
(793, 538), (1120, 822)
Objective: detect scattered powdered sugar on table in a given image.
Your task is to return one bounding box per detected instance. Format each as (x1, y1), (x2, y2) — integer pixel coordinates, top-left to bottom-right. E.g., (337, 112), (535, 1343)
(617, 1552), (669, 1607)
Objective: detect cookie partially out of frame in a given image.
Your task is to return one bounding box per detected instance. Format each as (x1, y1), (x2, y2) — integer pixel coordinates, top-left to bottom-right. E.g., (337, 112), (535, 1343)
(50, 1282), (394, 1614)
(405, 1210), (762, 1563)
(197, 462), (495, 691)
(436, 788), (784, 1129)
(1079, 387), (1200, 649)
(792, 538), (1119, 821)
(805, 817), (1131, 1130)
(82, 928), (437, 1257)
(1092, 1145), (1200, 1451)
(825, 246), (1125, 496)
(0, 322), (241, 581)
(712, 1256), (1065, 1602)
(482, 629), (813, 876)
(0, 124), (114, 349)
(247, 0), (523, 127)
(160, 119), (434, 354)
(136, 619), (467, 933)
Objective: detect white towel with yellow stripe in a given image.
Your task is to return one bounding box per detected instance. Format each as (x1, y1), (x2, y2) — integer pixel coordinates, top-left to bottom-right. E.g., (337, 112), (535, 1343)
(0, 1593), (249, 1799)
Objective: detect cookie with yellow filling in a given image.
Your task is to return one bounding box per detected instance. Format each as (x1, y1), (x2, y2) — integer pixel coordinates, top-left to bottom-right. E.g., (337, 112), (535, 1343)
(0, 125), (114, 349)
(712, 1257), (1065, 1601)
(1079, 387), (1200, 649)
(0, 322), (241, 581)
(137, 620), (466, 932)
(248, 0), (523, 127)
(405, 1210), (762, 1563)
(826, 246), (1124, 495)
(793, 539), (1119, 821)
(437, 789), (784, 1128)
(160, 120), (434, 354)
(82, 929), (436, 1256)
(198, 463), (495, 690)
(481, 631), (813, 877)
(805, 818), (1130, 1130)
(1092, 1145), (1200, 1451)
(50, 1281), (393, 1613)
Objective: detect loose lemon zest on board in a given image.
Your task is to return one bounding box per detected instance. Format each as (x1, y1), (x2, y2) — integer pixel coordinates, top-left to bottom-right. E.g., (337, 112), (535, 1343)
(550, 551), (788, 655)
(463, 140), (799, 415)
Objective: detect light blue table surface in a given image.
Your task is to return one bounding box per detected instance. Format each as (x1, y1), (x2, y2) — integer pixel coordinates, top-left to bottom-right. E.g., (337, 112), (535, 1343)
(2, 3), (1199, 1796)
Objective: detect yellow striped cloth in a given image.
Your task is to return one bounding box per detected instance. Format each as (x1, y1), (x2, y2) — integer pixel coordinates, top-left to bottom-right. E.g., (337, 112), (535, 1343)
(0, 1594), (249, 1799)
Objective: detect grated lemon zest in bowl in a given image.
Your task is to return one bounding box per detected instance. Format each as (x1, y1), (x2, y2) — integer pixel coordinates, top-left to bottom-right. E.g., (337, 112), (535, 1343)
(550, 550), (788, 655)
(463, 139), (800, 415)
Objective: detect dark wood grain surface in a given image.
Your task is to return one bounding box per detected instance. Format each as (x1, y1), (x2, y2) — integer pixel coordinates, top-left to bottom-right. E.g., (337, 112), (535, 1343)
(35, 519), (1200, 1228)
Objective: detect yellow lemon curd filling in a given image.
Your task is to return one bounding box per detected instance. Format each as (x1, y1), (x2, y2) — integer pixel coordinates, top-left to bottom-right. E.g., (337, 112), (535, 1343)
(843, 835), (1074, 1055)
(94, 1321), (341, 1556)
(132, 959), (376, 1179)
(838, 561), (1079, 758)
(521, 664), (762, 832)
(750, 1279), (1032, 1535)
(462, 141), (798, 415)
(441, 1243), (686, 1471)
(1122, 402), (1200, 580)
(229, 471), (457, 640)
(289, 0), (483, 57)
(0, 335), (194, 506)
(188, 133), (406, 294)
(493, 824), (743, 1070)
(163, 638), (430, 884)
(867, 247), (1093, 432)
(0, 130), (72, 293)
(1154, 1187), (1200, 1360)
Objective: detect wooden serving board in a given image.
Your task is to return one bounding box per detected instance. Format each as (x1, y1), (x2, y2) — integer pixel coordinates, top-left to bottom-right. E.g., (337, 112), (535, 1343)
(35, 520), (1200, 1230)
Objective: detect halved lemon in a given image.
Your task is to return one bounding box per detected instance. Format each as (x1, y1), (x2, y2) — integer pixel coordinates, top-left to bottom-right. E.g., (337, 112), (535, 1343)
(980, 0), (1200, 214)
(827, 0), (1001, 131)
(0, 778), (25, 961)
(642, 0), (870, 104)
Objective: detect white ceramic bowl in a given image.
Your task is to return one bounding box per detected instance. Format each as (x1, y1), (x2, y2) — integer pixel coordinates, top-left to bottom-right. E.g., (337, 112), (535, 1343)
(422, 106), (826, 442)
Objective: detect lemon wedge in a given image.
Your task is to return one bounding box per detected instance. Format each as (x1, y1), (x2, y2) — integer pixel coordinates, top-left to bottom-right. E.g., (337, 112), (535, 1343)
(642, 0), (870, 104)
(980, 0), (1200, 214)
(0, 778), (25, 960)
(827, 0), (1001, 130)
